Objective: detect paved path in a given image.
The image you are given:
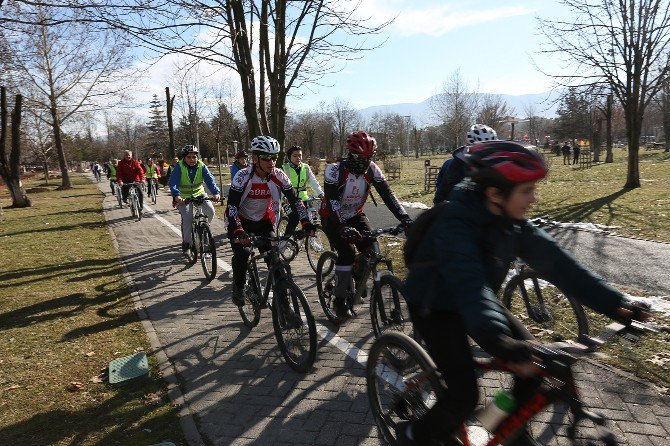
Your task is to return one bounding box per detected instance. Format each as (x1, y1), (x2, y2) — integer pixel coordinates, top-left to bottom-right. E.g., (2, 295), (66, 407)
(97, 178), (669, 446)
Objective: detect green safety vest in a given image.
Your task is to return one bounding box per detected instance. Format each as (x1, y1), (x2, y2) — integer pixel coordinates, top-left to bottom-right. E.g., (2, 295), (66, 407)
(178, 160), (205, 198)
(108, 163), (116, 177)
(283, 163), (309, 200)
(146, 164), (159, 179)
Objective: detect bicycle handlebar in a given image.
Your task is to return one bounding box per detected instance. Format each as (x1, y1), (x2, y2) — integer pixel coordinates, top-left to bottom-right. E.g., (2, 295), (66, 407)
(359, 224), (404, 239)
(179, 196), (222, 205)
(232, 230), (308, 244)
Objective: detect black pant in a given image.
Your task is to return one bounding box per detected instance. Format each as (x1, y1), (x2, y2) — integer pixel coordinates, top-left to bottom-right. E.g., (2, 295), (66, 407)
(284, 199), (307, 236)
(321, 214), (374, 266)
(229, 218), (274, 287)
(408, 305), (540, 444)
(121, 183), (144, 209)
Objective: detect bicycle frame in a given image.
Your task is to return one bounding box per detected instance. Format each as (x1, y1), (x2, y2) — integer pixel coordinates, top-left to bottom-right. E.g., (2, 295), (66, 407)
(246, 237), (293, 308)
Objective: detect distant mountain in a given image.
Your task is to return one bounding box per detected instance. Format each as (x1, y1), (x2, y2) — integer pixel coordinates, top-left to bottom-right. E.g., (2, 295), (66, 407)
(359, 90), (562, 127)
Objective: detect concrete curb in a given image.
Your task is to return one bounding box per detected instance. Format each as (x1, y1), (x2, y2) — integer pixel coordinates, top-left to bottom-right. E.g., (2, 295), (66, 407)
(101, 186), (205, 446)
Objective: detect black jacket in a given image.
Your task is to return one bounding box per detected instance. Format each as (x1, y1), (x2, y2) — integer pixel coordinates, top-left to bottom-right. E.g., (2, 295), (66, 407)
(405, 180), (625, 360)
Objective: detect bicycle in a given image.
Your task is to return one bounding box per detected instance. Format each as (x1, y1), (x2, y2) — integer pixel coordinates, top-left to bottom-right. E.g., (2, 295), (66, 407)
(276, 197), (330, 272)
(366, 320), (658, 446)
(502, 218), (589, 344)
(124, 182), (142, 222)
(315, 224), (412, 338)
(236, 230), (317, 373)
(147, 178), (159, 205)
(179, 196), (218, 282)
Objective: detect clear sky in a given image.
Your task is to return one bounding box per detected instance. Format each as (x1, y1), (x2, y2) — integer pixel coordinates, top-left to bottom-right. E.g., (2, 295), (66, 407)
(130, 0), (569, 117)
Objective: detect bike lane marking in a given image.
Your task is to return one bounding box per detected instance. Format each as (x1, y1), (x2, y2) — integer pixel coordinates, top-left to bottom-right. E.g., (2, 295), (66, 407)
(143, 203), (233, 272)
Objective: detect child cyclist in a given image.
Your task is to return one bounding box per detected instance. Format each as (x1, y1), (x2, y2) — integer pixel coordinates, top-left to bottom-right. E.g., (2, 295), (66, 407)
(400, 141), (650, 446)
(320, 131), (413, 320)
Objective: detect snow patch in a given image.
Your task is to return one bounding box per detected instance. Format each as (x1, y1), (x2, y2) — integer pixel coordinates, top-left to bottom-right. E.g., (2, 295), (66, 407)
(400, 201), (431, 210)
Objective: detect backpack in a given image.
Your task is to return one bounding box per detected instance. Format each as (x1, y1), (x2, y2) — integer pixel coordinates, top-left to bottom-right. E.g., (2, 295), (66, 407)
(403, 201), (448, 268)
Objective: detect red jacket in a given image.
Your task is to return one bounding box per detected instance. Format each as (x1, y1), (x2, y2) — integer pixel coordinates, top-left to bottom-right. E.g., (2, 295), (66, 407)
(116, 159), (145, 184)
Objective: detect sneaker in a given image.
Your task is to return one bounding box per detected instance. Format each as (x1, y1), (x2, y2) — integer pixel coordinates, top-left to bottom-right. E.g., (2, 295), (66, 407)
(334, 297), (351, 320)
(232, 284), (245, 307)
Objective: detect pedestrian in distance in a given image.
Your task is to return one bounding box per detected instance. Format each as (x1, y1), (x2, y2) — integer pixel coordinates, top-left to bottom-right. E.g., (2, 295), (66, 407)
(573, 142), (581, 165)
(561, 142), (571, 165)
(230, 150), (248, 181)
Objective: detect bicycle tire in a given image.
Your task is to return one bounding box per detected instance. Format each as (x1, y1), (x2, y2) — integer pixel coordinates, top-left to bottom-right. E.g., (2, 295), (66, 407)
(238, 262), (261, 328)
(151, 183), (157, 204)
(185, 227), (198, 265)
(367, 331), (444, 445)
(502, 269), (589, 343)
(370, 274), (413, 339)
(305, 226), (329, 273)
(315, 251), (341, 324)
(199, 224), (217, 282)
(129, 193), (137, 218)
(277, 216), (299, 262)
(134, 194), (142, 221)
(116, 186), (122, 208)
(271, 280), (317, 372)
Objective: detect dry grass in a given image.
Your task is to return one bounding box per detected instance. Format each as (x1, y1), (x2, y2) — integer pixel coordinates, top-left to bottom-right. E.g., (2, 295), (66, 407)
(0, 173), (186, 445)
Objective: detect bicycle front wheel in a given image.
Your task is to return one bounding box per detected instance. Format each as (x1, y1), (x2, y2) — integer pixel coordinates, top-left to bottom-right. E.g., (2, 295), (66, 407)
(185, 227), (198, 265)
(272, 280), (317, 373)
(370, 274), (413, 339)
(367, 331), (444, 445)
(277, 216), (299, 262)
(305, 226), (329, 273)
(199, 224), (217, 282)
(502, 269), (589, 343)
(129, 194), (137, 218)
(238, 262), (261, 328)
(116, 187), (122, 208)
(151, 183), (157, 204)
(315, 251), (341, 324)
(134, 194), (142, 221)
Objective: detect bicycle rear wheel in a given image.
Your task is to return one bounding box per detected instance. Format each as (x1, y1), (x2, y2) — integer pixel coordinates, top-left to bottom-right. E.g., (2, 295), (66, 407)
(199, 224), (217, 282)
(305, 226), (329, 273)
(370, 274), (413, 339)
(239, 262), (261, 328)
(502, 269), (589, 343)
(272, 280), (317, 373)
(367, 331), (444, 445)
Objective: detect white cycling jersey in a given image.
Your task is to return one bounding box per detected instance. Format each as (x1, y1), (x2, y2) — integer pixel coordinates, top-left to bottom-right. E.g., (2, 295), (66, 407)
(323, 161), (386, 221)
(228, 165), (295, 225)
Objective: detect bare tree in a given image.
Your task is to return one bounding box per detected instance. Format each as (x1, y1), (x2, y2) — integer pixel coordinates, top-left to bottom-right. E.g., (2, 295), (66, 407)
(540, 0), (670, 188)
(330, 98), (362, 157)
(431, 69), (479, 149)
(0, 4), (132, 188)
(476, 94), (513, 134)
(0, 87), (30, 207)
(25, 108), (54, 183)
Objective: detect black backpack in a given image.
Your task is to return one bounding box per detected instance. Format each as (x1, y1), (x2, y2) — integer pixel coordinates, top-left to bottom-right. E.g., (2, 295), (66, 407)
(403, 201), (448, 268)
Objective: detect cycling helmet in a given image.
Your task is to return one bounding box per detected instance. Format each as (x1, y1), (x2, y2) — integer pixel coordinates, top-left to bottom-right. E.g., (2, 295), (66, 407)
(467, 124), (497, 145)
(251, 135), (280, 154)
(346, 131), (377, 156)
(181, 145), (199, 158)
(464, 140), (548, 187)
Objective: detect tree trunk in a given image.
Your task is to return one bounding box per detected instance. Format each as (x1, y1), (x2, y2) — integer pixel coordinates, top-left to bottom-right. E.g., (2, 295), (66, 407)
(592, 117), (602, 163)
(663, 106), (670, 153)
(605, 94), (614, 163)
(165, 87), (176, 158)
(0, 88), (31, 207)
(43, 156), (49, 185)
(624, 106), (641, 188)
(49, 98), (71, 189)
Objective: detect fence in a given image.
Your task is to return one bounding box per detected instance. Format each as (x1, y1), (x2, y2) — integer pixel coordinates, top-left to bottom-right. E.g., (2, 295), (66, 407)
(424, 164), (440, 193)
(383, 159), (401, 180)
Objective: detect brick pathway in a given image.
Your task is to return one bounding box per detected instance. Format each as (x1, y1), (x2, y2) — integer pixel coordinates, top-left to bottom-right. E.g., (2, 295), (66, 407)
(98, 179), (670, 446)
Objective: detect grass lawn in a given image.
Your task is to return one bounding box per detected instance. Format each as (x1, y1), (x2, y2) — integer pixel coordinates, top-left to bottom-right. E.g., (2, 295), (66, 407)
(385, 148), (670, 242)
(0, 173), (186, 446)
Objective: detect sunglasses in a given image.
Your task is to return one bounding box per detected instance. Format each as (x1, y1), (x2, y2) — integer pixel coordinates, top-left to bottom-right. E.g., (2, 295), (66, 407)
(256, 154), (278, 161)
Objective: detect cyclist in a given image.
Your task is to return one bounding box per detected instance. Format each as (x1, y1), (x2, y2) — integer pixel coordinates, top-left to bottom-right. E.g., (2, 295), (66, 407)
(116, 150), (146, 210)
(281, 145), (323, 236)
(145, 158), (161, 198)
(230, 150), (248, 180)
(169, 145), (221, 254)
(433, 123), (497, 204)
(320, 130), (413, 319)
(92, 161), (102, 181)
(105, 159), (119, 195)
(400, 140), (651, 446)
(226, 135), (316, 306)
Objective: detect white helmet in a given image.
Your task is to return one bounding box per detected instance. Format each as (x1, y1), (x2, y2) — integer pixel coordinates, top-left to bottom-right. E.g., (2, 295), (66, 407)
(250, 135), (280, 154)
(467, 124), (497, 145)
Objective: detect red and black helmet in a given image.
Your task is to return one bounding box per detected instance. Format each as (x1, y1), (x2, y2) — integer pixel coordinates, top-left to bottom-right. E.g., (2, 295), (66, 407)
(464, 141), (548, 186)
(346, 131), (377, 157)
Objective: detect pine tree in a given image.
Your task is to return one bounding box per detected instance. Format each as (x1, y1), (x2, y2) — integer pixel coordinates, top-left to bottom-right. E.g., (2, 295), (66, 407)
(146, 94), (168, 157)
